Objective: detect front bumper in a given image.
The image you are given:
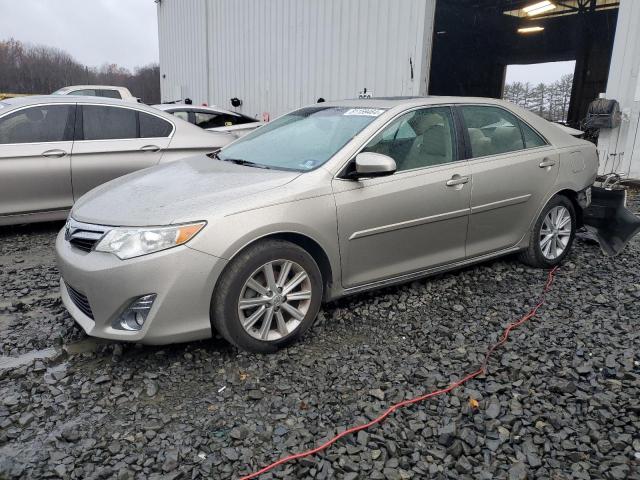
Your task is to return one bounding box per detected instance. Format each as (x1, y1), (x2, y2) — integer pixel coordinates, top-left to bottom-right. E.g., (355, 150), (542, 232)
(56, 228), (228, 344)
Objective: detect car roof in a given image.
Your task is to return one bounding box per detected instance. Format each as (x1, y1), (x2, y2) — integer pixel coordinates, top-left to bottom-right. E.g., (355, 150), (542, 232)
(56, 85), (129, 91)
(153, 103), (241, 116)
(317, 96), (513, 109)
(0, 95), (169, 116)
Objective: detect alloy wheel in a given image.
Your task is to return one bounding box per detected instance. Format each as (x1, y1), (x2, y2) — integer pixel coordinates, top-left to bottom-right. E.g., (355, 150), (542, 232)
(539, 205), (572, 260)
(238, 259), (312, 341)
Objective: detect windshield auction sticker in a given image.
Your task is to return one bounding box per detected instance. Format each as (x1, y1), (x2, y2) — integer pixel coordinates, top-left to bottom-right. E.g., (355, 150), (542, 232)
(344, 108), (385, 117)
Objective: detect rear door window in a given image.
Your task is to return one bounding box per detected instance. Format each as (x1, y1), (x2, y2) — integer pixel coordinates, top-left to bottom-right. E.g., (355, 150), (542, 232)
(81, 105), (137, 140)
(0, 105), (74, 144)
(139, 112), (173, 137)
(461, 105), (525, 157)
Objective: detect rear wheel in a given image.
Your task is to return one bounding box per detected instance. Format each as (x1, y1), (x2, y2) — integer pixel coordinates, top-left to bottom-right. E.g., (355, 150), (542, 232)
(211, 240), (323, 353)
(519, 195), (576, 268)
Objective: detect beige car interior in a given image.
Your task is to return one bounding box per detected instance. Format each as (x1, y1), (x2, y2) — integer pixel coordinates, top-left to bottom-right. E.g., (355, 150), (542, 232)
(400, 111), (454, 170)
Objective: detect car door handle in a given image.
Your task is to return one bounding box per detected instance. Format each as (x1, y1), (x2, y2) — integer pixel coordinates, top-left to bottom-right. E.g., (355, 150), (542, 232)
(41, 149), (67, 158)
(539, 158), (556, 168)
(446, 175), (470, 187)
(140, 145), (161, 152)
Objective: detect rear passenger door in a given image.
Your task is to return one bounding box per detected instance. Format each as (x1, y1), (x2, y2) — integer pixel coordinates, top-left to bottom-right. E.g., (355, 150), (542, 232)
(0, 103), (75, 216)
(71, 105), (173, 199)
(459, 105), (559, 257)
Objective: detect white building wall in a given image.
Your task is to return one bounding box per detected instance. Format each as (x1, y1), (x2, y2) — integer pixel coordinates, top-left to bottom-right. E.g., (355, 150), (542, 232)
(157, 0), (209, 103)
(158, 0), (436, 119)
(597, 0), (640, 179)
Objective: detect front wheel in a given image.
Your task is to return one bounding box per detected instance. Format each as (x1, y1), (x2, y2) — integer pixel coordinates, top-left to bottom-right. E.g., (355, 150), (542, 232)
(211, 240), (323, 353)
(519, 195), (576, 268)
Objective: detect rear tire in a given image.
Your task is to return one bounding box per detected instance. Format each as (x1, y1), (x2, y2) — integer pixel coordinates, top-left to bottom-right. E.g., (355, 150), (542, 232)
(211, 239), (323, 353)
(519, 195), (576, 268)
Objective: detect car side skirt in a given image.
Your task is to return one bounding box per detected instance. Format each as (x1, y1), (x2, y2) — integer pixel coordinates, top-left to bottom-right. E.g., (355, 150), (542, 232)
(330, 245), (523, 300)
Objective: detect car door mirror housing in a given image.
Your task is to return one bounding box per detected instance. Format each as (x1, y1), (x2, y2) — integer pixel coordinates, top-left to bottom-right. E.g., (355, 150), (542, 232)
(351, 152), (396, 179)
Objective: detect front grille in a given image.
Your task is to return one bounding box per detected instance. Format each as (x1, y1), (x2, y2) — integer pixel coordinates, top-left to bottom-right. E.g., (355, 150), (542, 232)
(66, 283), (94, 319)
(65, 219), (107, 253)
(69, 237), (99, 252)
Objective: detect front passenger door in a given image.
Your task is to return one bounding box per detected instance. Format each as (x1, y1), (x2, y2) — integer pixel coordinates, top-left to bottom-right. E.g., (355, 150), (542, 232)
(71, 105), (173, 198)
(332, 107), (471, 288)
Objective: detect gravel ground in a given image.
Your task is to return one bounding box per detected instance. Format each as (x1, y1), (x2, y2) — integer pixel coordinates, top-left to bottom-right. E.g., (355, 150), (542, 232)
(0, 194), (639, 480)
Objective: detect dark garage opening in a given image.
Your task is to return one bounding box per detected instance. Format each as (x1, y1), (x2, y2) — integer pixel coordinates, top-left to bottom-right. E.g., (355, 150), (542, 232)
(429, 0), (619, 127)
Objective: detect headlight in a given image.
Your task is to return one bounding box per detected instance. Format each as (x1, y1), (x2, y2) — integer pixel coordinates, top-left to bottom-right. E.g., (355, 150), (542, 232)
(95, 222), (206, 260)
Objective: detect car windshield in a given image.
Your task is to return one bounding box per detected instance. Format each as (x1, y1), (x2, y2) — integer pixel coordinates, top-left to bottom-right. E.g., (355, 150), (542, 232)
(216, 106), (386, 171)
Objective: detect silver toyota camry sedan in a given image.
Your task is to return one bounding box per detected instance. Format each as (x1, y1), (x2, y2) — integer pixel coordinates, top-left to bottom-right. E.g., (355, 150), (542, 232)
(56, 97), (597, 352)
(0, 95), (232, 225)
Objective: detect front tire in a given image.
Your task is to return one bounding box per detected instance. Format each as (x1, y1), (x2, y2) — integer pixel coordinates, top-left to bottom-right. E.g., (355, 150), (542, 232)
(211, 240), (323, 353)
(519, 195), (576, 268)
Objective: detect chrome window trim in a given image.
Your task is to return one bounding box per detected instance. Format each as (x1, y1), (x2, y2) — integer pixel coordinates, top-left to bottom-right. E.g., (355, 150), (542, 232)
(462, 144), (555, 167)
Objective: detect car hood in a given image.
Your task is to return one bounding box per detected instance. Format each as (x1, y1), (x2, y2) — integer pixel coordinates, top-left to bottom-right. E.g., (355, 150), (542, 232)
(71, 155), (301, 226)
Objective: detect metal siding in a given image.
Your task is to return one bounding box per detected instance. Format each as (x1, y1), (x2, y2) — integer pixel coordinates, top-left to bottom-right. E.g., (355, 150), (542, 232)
(597, 0), (640, 178)
(157, 0), (208, 103)
(158, 0), (435, 118)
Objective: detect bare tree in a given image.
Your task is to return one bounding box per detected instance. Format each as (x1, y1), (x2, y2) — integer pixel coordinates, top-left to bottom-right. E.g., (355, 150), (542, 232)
(0, 38), (160, 103)
(503, 74), (574, 123)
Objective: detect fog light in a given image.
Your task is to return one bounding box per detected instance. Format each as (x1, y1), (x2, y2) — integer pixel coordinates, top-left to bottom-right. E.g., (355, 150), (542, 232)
(114, 294), (157, 331)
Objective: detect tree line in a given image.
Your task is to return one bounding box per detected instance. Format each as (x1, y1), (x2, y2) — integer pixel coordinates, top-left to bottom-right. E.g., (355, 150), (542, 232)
(0, 38), (160, 104)
(503, 74), (573, 123)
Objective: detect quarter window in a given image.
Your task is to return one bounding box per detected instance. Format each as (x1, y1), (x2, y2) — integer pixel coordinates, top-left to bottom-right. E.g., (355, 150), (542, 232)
(462, 106), (525, 157)
(522, 122), (547, 148)
(82, 106), (137, 140)
(362, 107), (457, 171)
(0, 105), (73, 144)
(140, 112), (172, 137)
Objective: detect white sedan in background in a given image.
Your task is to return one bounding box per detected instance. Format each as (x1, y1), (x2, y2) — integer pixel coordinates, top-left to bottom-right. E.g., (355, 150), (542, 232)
(153, 104), (262, 138)
(52, 85), (141, 103)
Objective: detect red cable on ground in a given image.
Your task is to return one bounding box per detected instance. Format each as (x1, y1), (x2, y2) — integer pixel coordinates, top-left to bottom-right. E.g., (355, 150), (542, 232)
(239, 266), (559, 480)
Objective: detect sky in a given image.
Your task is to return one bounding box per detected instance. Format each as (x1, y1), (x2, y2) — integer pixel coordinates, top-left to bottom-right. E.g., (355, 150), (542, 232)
(0, 0), (159, 70)
(505, 60), (576, 85)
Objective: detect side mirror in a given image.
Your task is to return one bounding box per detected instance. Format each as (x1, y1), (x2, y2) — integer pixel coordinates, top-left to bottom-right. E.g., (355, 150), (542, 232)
(352, 152), (396, 179)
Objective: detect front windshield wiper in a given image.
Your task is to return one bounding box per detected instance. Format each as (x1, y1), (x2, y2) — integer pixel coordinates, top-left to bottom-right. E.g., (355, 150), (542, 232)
(208, 151), (284, 171)
(223, 157), (271, 169)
